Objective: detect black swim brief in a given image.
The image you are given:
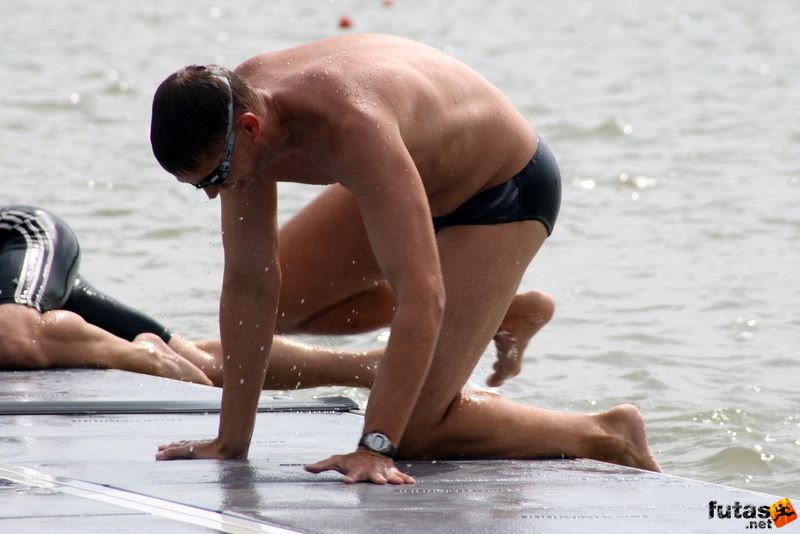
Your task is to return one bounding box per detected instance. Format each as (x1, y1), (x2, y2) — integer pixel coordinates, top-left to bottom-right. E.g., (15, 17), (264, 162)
(432, 138), (561, 235)
(0, 205), (172, 343)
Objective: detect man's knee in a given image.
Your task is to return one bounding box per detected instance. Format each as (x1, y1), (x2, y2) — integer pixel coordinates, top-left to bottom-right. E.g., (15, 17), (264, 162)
(397, 392), (471, 459)
(397, 429), (437, 460)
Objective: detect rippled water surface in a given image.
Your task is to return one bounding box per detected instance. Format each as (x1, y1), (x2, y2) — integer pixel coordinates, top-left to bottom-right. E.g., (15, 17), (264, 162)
(2, 0), (799, 497)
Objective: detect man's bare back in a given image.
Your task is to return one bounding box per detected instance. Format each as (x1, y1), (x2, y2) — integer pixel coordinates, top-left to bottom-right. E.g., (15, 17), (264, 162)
(235, 33), (538, 215)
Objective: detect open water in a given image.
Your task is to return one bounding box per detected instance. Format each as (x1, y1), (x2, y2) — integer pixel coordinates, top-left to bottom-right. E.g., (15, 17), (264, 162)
(2, 0), (798, 498)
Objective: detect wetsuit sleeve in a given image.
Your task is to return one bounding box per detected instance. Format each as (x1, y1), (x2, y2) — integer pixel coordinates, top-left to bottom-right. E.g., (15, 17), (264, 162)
(62, 277), (172, 343)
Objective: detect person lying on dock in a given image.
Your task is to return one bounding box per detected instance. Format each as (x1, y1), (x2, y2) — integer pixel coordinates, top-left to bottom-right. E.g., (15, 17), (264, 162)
(150, 33), (661, 482)
(0, 205), (379, 389)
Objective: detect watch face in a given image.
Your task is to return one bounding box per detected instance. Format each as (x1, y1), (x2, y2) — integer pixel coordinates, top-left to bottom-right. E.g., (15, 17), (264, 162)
(369, 434), (389, 450)
(360, 432), (396, 458)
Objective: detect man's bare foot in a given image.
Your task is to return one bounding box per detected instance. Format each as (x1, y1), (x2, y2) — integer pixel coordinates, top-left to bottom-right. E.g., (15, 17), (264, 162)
(133, 333), (213, 386)
(590, 404), (662, 472)
(487, 291), (555, 387)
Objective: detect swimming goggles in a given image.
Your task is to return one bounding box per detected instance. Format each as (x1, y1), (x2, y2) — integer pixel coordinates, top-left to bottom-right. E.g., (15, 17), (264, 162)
(194, 75), (235, 189)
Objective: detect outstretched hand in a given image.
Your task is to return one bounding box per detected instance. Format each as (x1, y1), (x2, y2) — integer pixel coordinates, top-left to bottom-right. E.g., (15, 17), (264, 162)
(304, 449), (416, 485)
(156, 438), (243, 461)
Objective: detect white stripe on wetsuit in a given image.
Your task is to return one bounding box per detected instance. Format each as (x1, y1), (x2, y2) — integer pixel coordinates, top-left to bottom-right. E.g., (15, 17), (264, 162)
(0, 209), (57, 310)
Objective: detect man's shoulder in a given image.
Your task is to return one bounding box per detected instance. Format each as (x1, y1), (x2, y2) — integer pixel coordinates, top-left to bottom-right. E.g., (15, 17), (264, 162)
(272, 68), (375, 124)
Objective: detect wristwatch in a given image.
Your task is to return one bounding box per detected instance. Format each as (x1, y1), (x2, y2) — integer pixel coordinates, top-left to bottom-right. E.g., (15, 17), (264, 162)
(358, 432), (397, 458)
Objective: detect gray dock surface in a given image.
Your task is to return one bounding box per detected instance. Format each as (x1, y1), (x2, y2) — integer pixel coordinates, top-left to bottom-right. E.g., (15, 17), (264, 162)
(0, 370), (789, 533)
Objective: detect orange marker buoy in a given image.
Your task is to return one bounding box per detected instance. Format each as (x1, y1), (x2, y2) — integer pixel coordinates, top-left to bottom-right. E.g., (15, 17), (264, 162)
(338, 15), (353, 28)
(382, 0), (395, 6)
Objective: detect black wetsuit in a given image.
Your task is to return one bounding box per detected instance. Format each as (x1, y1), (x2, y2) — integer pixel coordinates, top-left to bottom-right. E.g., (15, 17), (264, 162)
(0, 205), (172, 343)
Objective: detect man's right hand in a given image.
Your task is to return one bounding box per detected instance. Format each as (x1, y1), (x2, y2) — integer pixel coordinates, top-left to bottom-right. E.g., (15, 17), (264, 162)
(155, 437), (245, 461)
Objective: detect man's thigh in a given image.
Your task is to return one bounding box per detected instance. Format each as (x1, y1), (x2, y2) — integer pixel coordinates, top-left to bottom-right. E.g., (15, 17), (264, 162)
(0, 304), (44, 366)
(409, 220), (549, 428)
(277, 185), (384, 326)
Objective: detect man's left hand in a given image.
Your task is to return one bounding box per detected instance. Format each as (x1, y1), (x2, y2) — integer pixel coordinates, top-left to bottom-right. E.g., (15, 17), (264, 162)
(304, 449), (416, 484)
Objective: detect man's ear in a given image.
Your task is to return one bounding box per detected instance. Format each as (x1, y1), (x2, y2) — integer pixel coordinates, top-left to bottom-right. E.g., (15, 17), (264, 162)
(238, 112), (262, 141)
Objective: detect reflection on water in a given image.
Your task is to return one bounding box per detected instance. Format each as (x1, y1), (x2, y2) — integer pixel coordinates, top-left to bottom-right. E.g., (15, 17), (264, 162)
(216, 461), (263, 512)
(2, 0), (799, 497)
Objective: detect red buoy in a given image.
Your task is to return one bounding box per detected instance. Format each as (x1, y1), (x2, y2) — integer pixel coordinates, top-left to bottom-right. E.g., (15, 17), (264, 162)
(338, 15), (353, 29)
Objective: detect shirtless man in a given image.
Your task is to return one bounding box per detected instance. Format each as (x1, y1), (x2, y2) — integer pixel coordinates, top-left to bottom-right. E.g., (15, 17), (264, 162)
(0, 205), (378, 390)
(150, 34), (660, 483)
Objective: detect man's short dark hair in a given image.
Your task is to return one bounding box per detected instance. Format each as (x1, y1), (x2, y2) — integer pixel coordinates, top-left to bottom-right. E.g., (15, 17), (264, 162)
(150, 65), (242, 175)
